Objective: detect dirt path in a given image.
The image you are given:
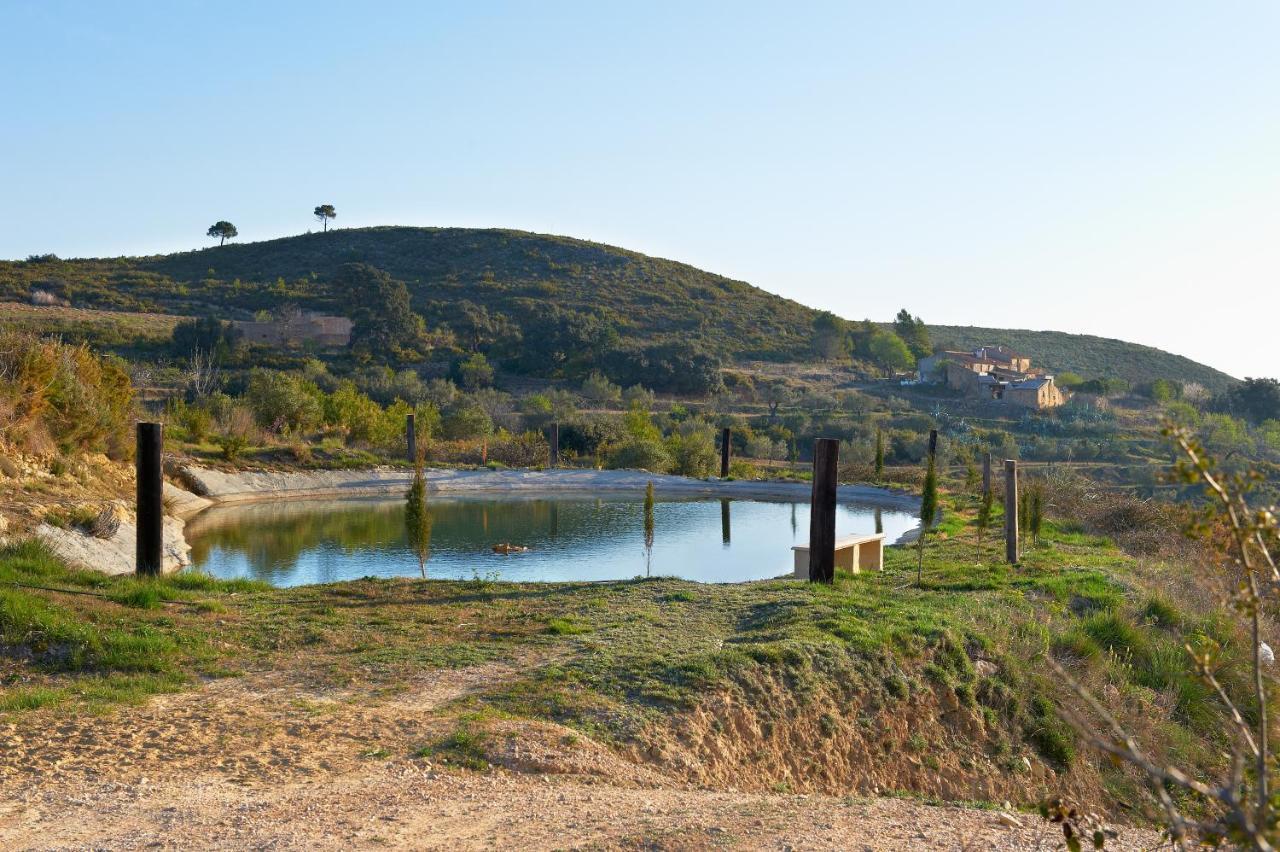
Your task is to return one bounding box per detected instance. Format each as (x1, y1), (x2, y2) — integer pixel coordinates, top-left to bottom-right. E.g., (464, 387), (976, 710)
(0, 660), (1161, 851)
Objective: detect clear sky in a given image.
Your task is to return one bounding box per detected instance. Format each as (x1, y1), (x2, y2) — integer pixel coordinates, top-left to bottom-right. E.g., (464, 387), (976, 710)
(3, 1), (1277, 380)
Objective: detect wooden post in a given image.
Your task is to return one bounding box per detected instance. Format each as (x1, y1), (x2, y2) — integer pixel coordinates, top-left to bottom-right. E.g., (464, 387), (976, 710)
(808, 438), (839, 583)
(406, 413), (417, 463)
(720, 427), (732, 478)
(721, 498), (731, 545)
(982, 452), (992, 498)
(928, 429), (938, 461)
(1004, 459), (1019, 564)
(135, 422), (163, 577)
(548, 422), (559, 468)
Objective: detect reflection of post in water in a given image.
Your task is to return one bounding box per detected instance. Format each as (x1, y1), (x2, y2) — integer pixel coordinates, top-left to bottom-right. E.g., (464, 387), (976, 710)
(875, 506), (883, 535)
(549, 502), (559, 539)
(720, 498), (731, 547)
(643, 482), (655, 577)
(790, 502), (797, 536)
(405, 456), (433, 578)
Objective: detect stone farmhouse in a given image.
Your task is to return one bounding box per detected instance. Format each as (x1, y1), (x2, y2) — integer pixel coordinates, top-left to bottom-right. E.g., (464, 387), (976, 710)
(231, 311), (353, 347)
(917, 345), (1066, 410)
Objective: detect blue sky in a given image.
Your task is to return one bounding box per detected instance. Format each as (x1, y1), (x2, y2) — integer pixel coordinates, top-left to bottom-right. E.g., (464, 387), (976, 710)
(2, 1), (1277, 379)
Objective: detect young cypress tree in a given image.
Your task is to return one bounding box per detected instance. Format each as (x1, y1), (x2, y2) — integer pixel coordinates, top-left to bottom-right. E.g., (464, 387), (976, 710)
(1029, 483), (1044, 546)
(405, 455), (432, 578)
(976, 484), (993, 563)
(917, 454), (938, 585)
(643, 481), (655, 576)
(874, 428), (885, 480)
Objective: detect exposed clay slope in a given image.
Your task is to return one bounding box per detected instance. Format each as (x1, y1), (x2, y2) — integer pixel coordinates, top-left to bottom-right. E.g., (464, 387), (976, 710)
(0, 657), (1158, 850)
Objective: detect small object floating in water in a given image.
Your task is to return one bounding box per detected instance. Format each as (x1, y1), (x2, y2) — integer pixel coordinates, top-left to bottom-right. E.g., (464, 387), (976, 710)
(492, 543), (529, 555)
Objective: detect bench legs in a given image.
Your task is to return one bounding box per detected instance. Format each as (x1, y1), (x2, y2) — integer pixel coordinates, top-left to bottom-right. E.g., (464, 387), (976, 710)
(858, 539), (883, 571)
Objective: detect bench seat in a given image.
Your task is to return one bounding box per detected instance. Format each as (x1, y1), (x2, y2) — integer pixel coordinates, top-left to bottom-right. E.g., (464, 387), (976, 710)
(792, 532), (885, 578)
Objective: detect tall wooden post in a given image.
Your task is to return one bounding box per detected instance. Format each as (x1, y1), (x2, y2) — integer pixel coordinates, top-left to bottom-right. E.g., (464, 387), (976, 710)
(928, 429), (938, 461)
(406, 413), (417, 463)
(1004, 459), (1019, 564)
(720, 498), (731, 545)
(982, 452), (992, 498)
(135, 422), (163, 577)
(548, 422), (560, 468)
(808, 438), (839, 583)
(720, 427), (732, 478)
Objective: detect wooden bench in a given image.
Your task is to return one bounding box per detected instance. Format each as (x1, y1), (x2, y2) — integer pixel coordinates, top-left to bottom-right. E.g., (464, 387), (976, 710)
(792, 532), (885, 578)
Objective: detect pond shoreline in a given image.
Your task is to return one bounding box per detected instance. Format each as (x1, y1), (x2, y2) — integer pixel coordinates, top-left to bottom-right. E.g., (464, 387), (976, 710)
(174, 465), (922, 517)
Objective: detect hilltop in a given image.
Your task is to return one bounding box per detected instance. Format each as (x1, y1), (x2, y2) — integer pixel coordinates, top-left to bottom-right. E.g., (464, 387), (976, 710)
(0, 226), (1237, 391)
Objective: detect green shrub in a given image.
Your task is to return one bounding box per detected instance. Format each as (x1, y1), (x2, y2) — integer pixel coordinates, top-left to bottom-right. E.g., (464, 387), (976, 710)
(440, 399), (493, 440)
(1050, 630), (1100, 663)
(219, 434), (248, 461)
(666, 428), (717, 477)
(244, 369), (323, 434)
(1142, 594), (1183, 629)
(0, 332), (134, 456)
(606, 438), (671, 473)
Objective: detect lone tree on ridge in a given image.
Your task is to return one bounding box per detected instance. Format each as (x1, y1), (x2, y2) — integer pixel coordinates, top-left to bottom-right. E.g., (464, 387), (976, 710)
(206, 221), (238, 246)
(313, 204), (336, 231)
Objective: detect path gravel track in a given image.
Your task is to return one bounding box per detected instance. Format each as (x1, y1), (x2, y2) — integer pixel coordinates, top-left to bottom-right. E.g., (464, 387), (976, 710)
(0, 659), (1162, 851)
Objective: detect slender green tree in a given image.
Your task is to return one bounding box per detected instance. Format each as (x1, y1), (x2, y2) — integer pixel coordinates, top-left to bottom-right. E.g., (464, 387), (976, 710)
(405, 455), (432, 578)
(1028, 482), (1044, 546)
(207, 221), (238, 246)
(313, 204), (336, 231)
(643, 481), (655, 576)
(976, 484), (993, 562)
(874, 428), (885, 480)
(917, 454), (938, 585)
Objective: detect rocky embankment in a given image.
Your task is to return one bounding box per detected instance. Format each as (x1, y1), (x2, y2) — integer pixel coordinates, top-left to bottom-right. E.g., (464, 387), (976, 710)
(175, 465), (921, 509)
(35, 484), (211, 576)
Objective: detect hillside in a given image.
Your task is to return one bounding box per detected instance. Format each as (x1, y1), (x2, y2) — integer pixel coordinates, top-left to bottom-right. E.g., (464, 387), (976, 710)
(0, 227), (818, 363)
(930, 324), (1236, 394)
(0, 226), (1237, 391)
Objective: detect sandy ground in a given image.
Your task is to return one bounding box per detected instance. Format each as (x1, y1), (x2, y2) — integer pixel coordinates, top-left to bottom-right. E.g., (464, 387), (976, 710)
(0, 660), (1161, 851)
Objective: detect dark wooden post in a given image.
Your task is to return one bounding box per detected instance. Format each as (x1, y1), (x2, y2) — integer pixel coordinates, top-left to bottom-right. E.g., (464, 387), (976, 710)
(1004, 459), (1019, 564)
(720, 427), (732, 478)
(548, 422), (560, 468)
(720, 498), (731, 545)
(928, 429), (938, 461)
(406, 413), (417, 463)
(982, 452), (992, 498)
(808, 438), (839, 583)
(135, 422), (163, 577)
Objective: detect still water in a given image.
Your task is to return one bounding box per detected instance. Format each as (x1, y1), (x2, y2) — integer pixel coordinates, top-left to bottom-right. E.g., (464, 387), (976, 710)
(185, 495), (918, 587)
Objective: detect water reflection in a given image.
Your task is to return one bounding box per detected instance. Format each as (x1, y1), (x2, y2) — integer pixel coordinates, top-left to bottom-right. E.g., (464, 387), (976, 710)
(185, 495), (918, 587)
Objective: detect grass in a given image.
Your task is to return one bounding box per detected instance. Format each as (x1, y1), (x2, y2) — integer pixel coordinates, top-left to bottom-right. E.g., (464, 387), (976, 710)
(0, 495), (1252, 815)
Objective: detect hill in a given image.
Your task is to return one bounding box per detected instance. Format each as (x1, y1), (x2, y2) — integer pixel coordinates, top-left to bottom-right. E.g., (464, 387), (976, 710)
(929, 324), (1236, 394)
(0, 226), (1237, 391)
(0, 227), (818, 363)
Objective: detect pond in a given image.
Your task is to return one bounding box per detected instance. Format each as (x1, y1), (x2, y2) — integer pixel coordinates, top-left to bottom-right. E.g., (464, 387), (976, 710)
(184, 495), (919, 587)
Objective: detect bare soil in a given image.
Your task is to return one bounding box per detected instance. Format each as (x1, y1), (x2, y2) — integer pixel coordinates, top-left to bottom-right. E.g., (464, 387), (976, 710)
(0, 659), (1162, 850)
